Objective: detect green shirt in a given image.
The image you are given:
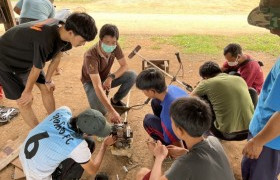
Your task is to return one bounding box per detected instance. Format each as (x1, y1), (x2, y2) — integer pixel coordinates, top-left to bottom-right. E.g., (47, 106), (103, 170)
(193, 73), (253, 133)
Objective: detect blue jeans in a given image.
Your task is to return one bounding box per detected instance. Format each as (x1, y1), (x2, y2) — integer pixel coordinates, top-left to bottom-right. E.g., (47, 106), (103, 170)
(83, 71), (137, 115)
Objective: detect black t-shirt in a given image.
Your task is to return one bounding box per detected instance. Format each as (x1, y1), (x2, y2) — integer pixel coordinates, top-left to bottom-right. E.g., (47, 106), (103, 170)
(0, 18), (72, 72)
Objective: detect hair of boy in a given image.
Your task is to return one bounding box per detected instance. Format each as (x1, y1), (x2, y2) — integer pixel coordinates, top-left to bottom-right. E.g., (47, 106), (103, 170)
(223, 43), (242, 57)
(99, 24), (119, 40)
(69, 117), (83, 136)
(199, 61), (222, 78)
(65, 12), (97, 41)
(170, 97), (212, 137)
(136, 68), (167, 93)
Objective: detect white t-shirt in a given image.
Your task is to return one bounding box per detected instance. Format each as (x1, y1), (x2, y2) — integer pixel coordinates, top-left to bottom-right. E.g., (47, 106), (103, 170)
(19, 107), (91, 180)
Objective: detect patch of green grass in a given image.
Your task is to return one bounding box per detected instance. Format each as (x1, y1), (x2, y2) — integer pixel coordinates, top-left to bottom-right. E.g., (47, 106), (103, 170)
(234, 35), (280, 56)
(151, 34), (280, 56)
(151, 45), (162, 50)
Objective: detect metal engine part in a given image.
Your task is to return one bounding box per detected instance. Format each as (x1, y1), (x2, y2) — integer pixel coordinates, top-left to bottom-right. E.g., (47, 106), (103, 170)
(112, 122), (133, 149)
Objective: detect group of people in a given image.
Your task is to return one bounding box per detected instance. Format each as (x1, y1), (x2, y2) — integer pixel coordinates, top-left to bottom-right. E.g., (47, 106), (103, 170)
(0, 0), (279, 179)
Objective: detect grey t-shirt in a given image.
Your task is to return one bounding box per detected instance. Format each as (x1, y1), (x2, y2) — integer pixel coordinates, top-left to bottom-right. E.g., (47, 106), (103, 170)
(165, 136), (235, 180)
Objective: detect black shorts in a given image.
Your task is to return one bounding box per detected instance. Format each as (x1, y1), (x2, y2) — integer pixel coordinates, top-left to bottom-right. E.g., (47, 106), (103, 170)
(0, 70), (46, 100)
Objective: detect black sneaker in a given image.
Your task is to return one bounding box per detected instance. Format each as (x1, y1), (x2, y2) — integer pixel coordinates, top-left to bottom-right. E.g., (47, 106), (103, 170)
(111, 98), (126, 107)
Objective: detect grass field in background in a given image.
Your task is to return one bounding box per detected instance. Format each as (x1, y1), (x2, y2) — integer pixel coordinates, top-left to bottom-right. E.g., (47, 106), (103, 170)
(151, 34), (280, 56)
(83, 34), (279, 57)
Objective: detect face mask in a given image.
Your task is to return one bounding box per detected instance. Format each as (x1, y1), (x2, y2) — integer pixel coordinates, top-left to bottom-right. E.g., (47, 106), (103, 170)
(227, 56), (239, 67)
(101, 43), (117, 53)
(228, 61), (238, 67)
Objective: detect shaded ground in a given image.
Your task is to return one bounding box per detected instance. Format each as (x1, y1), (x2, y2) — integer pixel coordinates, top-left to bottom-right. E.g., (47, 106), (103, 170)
(0, 35), (277, 180)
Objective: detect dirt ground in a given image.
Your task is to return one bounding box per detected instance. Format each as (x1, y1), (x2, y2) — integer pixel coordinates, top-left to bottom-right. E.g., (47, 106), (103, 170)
(0, 0), (278, 179)
(0, 35), (277, 180)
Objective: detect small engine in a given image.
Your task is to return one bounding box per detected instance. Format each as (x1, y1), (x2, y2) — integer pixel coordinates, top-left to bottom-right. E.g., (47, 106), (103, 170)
(111, 122), (133, 149)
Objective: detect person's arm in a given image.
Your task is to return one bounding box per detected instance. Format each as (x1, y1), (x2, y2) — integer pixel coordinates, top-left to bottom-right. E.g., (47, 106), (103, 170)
(221, 61), (229, 73)
(239, 63), (258, 88)
(243, 72), (280, 159)
(243, 112), (280, 159)
(171, 140), (184, 147)
(81, 136), (115, 175)
(190, 80), (206, 97)
(113, 57), (128, 78)
(90, 74), (120, 123)
(18, 66), (41, 105)
(167, 145), (188, 159)
(103, 44), (128, 90)
(112, 44), (128, 79)
(102, 57), (128, 91)
(44, 52), (63, 91)
(149, 141), (169, 180)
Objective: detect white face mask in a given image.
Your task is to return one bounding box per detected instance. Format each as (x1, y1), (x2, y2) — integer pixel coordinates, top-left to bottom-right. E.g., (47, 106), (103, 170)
(228, 56), (239, 67)
(228, 61), (238, 67)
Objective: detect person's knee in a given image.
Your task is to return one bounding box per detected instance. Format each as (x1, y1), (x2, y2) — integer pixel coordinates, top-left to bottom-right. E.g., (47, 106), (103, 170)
(151, 99), (160, 108)
(17, 99), (33, 109)
(143, 114), (154, 127)
(126, 70), (137, 83)
(38, 84), (53, 96)
(136, 168), (150, 180)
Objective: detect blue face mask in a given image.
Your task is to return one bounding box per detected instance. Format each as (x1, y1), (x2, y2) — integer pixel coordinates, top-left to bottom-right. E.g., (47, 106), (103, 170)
(101, 43), (117, 53)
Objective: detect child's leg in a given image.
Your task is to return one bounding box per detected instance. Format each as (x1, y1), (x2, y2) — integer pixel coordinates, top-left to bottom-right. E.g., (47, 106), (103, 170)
(143, 114), (166, 145)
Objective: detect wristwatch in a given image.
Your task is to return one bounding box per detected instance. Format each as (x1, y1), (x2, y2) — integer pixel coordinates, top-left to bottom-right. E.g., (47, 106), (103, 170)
(108, 73), (116, 80)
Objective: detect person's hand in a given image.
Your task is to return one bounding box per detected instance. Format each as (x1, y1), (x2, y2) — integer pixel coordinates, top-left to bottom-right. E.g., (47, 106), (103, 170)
(103, 135), (117, 147)
(45, 80), (55, 91)
(167, 145), (188, 159)
(108, 110), (121, 123)
(242, 138), (263, 159)
(18, 91), (33, 106)
(153, 141), (168, 161)
(103, 77), (112, 91)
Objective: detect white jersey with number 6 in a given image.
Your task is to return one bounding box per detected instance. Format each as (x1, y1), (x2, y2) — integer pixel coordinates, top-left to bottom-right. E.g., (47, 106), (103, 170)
(19, 106), (91, 180)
